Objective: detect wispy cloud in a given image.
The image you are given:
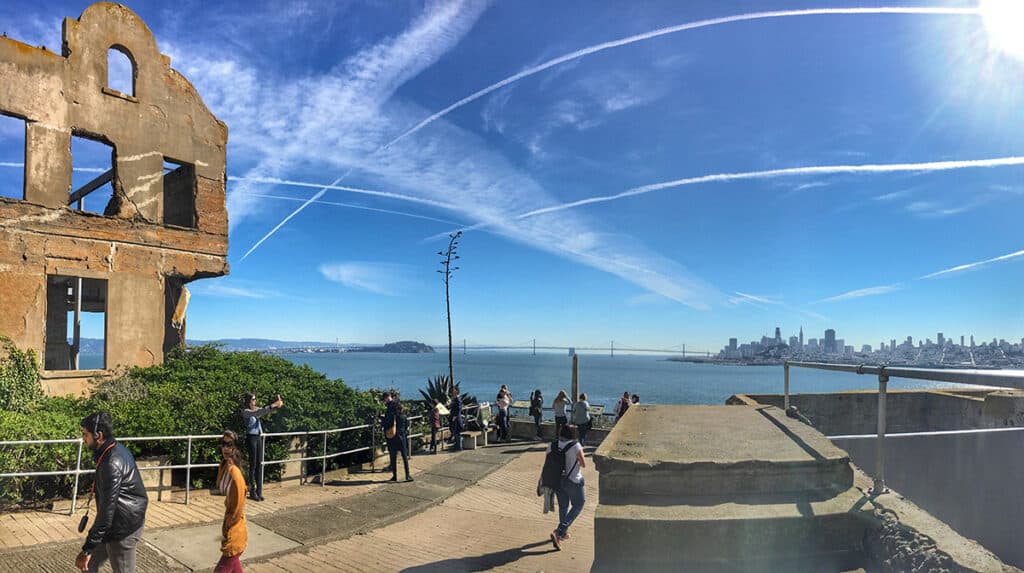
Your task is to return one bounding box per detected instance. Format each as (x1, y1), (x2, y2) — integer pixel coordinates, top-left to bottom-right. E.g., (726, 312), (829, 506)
(189, 282), (282, 299)
(793, 181), (829, 192)
(874, 188), (916, 201)
(920, 248), (1024, 279)
(0, 162), (106, 173)
(319, 262), (415, 296)
(815, 284), (902, 304)
(731, 292), (783, 305)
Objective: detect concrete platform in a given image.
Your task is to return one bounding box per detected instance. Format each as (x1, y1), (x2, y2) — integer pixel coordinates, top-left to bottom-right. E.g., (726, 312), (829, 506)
(594, 405), (853, 502)
(145, 522), (300, 570)
(593, 405), (869, 571)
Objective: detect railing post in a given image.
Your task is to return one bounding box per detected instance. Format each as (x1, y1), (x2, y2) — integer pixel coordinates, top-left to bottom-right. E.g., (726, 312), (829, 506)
(370, 425), (376, 472)
(872, 373), (889, 495)
(70, 439), (83, 516)
(784, 362), (790, 411)
(185, 436), (193, 505)
(260, 434), (266, 495)
(321, 432), (327, 487)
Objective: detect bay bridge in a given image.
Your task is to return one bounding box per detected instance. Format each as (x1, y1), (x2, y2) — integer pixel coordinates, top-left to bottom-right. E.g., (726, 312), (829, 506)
(450, 339), (714, 357)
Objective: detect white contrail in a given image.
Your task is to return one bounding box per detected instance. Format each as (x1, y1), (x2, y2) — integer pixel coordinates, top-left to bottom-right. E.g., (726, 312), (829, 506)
(920, 248), (1024, 279)
(247, 193), (463, 226)
(0, 162), (106, 173)
(249, 5), (981, 261)
(233, 175), (457, 211)
(385, 6), (980, 148)
(518, 156), (1024, 219)
(239, 172), (350, 261)
(814, 284), (902, 304)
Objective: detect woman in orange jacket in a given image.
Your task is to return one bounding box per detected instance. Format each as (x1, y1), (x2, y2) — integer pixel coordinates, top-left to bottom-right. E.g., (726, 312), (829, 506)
(214, 430), (248, 572)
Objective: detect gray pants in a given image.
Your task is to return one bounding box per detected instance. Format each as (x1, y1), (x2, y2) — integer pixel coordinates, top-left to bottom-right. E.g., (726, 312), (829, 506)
(86, 524), (143, 573)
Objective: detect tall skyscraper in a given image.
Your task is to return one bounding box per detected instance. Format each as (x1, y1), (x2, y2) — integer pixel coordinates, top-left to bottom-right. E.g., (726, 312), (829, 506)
(961, 335), (965, 347)
(729, 338), (737, 351)
(891, 339), (897, 353)
(799, 326), (804, 349)
(824, 329), (836, 354)
(774, 327), (781, 343)
(937, 332), (944, 347)
(971, 335), (975, 347)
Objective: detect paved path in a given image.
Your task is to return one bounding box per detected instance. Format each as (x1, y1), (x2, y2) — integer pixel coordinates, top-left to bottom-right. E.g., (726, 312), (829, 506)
(0, 441), (597, 572)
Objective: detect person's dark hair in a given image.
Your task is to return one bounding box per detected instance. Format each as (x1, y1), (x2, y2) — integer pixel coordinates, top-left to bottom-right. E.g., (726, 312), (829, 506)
(579, 393), (588, 401)
(242, 393), (256, 407)
(559, 423), (577, 441)
(394, 398), (404, 415)
(631, 394), (639, 403)
(221, 430), (244, 468)
(80, 412), (114, 440)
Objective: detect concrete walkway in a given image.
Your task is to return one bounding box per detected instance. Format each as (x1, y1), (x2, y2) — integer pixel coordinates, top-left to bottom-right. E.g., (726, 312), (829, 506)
(0, 441), (597, 572)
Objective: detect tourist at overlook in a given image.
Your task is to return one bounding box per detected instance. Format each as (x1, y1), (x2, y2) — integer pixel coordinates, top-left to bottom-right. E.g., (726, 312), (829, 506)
(571, 393), (592, 447)
(548, 423), (586, 550)
(450, 387), (464, 451)
(613, 391), (631, 422)
(496, 386), (512, 442)
(382, 392), (412, 482)
(529, 389), (544, 439)
(430, 399), (442, 454)
(75, 412), (148, 573)
(552, 390), (570, 437)
(213, 430), (247, 573)
(631, 394), (640, 406)
(240, 392), (283, 502)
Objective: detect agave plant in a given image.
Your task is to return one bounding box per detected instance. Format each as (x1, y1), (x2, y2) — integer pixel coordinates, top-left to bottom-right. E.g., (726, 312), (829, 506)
(418, 374), (477, 415)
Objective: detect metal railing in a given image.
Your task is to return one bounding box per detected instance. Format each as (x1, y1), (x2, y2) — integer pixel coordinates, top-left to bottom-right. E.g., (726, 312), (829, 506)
(0, 409), (455, 516)
(784, 361), (1024, 495)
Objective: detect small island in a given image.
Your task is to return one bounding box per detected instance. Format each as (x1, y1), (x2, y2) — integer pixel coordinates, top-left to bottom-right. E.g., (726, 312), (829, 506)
(349, 340), (435, 353)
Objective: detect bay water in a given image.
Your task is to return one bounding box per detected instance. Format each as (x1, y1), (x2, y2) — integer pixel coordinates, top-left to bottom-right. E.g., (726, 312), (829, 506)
(276, 351), (960, 411)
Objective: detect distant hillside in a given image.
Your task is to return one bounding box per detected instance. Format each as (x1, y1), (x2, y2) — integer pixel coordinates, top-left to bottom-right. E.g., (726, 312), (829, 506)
(349, 341), (435, 353)
(71, 338), (432, 353)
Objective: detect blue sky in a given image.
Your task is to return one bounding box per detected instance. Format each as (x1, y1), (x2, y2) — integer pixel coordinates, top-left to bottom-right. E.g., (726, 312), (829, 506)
(2, 1), (1023, 352)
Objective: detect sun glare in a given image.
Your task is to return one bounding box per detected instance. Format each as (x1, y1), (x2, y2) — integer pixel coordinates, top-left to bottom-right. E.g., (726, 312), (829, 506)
(980, 0), (1024, 60)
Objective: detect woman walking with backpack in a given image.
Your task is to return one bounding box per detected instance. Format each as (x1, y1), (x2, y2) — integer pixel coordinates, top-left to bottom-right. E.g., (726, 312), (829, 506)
(545, 423), (585, 550)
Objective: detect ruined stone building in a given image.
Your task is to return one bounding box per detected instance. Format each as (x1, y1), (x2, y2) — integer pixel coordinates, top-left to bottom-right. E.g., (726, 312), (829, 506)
(0, 3), (229, 395)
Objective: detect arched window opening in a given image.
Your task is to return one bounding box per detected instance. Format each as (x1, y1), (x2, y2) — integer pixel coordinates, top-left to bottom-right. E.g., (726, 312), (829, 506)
(107, 46), (135, 96)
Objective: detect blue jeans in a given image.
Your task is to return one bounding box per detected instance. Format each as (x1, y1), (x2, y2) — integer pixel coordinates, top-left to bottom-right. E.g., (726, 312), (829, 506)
(555, 476), (585, 536)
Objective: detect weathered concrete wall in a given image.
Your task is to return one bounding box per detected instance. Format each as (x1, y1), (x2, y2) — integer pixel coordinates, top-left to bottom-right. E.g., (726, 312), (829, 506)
(838, 430), (1024, 569)
(729, 389), (1024, 436)
(0, 3), (228, 394)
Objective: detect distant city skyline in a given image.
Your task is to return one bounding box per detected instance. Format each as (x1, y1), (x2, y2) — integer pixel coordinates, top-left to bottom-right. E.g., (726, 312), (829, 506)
(1, 2), (1022, 350)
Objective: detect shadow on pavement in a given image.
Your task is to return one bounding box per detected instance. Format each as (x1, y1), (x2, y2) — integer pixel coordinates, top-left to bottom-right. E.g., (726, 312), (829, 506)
(399, 540), (558, 572)
(325, 479), (378, 487)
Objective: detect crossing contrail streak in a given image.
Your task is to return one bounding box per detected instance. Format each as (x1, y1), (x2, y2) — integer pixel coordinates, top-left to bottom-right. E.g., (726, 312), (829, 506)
(240, 5), (982, 260)
(239, 171), (352, 261)
(247, 192), (463, 226)
(518, 156), (1024, 219)
(385, 6), (980, 148)
(237, 171), (463, 261)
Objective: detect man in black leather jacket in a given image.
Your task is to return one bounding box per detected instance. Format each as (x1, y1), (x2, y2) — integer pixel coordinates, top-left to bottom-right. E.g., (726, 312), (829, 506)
(76, 412), (148, 573)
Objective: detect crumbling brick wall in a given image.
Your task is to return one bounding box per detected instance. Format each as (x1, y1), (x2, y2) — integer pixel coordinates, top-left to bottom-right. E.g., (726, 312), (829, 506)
(0, 2), (229, 395)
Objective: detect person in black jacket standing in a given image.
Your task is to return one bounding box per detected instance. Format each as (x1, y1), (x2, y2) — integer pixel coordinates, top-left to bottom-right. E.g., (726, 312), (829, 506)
(75, 412), (148, 573)
(382, 393), (412, 482)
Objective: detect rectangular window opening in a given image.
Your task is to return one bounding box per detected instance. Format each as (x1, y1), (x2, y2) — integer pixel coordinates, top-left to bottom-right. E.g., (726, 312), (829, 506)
(45, 275), (107, 371)
(70, 134), (115, 215)
(0, 113), (26, 200)
(163, 158), (197, 228)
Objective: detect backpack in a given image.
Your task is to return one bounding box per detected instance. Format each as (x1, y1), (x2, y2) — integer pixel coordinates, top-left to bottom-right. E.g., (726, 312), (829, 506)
(540, 439), (578, 490)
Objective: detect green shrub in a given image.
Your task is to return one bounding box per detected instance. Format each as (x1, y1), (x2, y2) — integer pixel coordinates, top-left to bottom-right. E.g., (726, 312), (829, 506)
(0, 336), (43, 414)
(0, 409), (81, 507)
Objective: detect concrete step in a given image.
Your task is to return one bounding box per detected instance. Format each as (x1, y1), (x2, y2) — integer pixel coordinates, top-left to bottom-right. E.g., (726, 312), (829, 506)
(594, 486), (873, 570)
(595, 405), (855, 501)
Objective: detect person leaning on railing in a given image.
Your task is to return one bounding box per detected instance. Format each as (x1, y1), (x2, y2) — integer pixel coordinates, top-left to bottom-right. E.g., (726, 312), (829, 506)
(76, 412), (148, 573)
(240, 392), (283, 502)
